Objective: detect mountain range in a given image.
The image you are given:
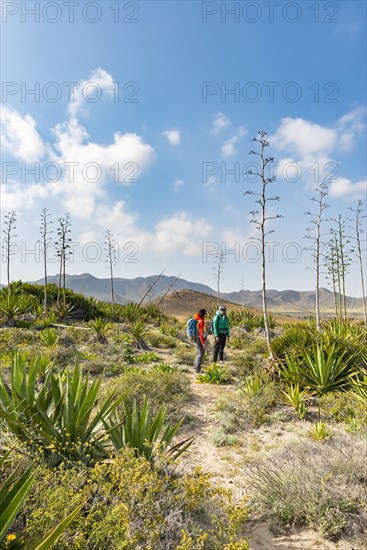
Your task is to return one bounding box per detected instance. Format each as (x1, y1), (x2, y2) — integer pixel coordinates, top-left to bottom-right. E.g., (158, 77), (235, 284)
(29, 273), (364, 315)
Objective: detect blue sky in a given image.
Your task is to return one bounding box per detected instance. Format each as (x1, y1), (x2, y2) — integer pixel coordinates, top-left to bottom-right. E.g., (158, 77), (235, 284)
(1, 0), (366, 296)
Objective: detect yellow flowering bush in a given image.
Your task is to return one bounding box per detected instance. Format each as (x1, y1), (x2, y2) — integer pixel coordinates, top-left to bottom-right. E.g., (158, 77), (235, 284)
(18, 450), (249, 549)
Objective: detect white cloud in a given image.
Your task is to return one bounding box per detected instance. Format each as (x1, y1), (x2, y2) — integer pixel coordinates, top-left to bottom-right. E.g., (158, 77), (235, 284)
(212, 112), (231, 134)
(329, 177), (367, 200)
(95, 201), (147, 242)
(67, 67), (115, 118)
(1, 88), (156, 222)
(271, 117), (337, 157)
(336, 106), (366, 152)
(276, 155), (331, 186)
(173, 178), (184, 192)
(49, 117), (156, 218)
(0, 181), (49, 211)
(237, 125), (247, 137)
(220, 125), (247, 158)
(162, 129), (181, 145)
(0, 105), (47, 162)
(152, 212), (212, 255)
(203, 175), (216, 192)
(271, 108), (366, 157)
(221, 136), (239, 158)
(220, 226), (257, 249)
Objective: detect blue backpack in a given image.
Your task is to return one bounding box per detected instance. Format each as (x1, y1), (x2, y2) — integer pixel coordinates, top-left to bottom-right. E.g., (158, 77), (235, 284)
(186, 318), (198, 339)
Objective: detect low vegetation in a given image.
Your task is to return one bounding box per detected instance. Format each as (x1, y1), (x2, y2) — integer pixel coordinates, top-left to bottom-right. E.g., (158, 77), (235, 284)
(0, 283), (366, 547)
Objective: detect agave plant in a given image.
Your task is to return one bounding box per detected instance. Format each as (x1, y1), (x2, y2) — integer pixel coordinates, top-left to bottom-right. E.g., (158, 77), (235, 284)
(0, 293), (34, 326)
(242, 309), (257, 331)
(89, 317), (111, 344)
(53, 301), (75, 320)
(349, 375), (367, 402)
(281, 383), (312, 419)
(121, 302), (143, 322)
(0, 456), (84, 549)
(271, 322), (316, 361)
(86, 296), (100, 318)
(301, 343), (359, 395)
(308, 421), (332, 441)
(321, 318), (367, 368)
(41, 311), (60, 327)
(0, 354), (123, 466)
(128, 320), (150, 350)
(143, 304), (163, 321)
(39, 328), (59, 348)
(0, 456), (36, 544)
(276, 353), (303, 385)
(159, 324), (178, 337)
(106, 398), (192, 462)
(239, 375), (263, 397)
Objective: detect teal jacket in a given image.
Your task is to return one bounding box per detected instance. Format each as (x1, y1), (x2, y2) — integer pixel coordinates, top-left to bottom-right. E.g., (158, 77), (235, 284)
(213, 309), (230, 337)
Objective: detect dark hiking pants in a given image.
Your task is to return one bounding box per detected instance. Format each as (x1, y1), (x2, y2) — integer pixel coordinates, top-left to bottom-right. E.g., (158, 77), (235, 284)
(213, 334), (227, 363)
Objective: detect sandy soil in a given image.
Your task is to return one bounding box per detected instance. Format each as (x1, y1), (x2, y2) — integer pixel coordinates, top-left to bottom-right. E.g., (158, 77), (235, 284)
(178, 368), (367, 550)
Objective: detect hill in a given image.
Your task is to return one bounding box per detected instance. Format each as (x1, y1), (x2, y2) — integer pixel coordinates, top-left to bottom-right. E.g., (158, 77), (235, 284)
(31, 273), (216, 305)
(152, 289), (297, 323)
(150, 289), (257, 318)
(29, 273), (364, 318)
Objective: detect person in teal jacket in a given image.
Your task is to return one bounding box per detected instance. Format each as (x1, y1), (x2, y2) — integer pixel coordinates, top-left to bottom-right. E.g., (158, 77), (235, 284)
(212, 305), (230, 363)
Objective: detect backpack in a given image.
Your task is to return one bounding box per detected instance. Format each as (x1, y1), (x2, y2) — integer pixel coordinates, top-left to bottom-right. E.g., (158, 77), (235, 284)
(186, 318), (198, 339)
(207, 316), (217, 335)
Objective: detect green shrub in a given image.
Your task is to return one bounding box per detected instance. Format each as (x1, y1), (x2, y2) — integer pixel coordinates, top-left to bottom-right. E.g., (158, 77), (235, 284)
(136, 350), (159, 363)
(0, 459), (83, 549)
(232, 353), (264, 378)
(20, 451), (249, 549)
(1, 282), (104, 321)
(319, 391), (367, 426)
(174, 345), (196, 364)
(198, 363), (231, 385)
(215, 381), (276, 431)
(210, 428), (238, 447)
(159, 323), (178, 337)
(122, 345), (135, 364)
(103, 369), (192, 421)
(249, 438), (367, 538)
(49, 346), (78, 368)
(271, 322), (316, 361)
(149, 333), (178, 348)
(153, 362), (177, 373)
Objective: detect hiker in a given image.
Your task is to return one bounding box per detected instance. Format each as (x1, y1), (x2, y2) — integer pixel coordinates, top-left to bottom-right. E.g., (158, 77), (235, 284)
(193, 308), (207, 373)
(212, 305), (230, 363)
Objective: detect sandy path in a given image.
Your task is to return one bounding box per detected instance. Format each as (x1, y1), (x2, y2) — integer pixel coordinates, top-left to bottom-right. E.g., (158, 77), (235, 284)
(179, 370), (367, 550)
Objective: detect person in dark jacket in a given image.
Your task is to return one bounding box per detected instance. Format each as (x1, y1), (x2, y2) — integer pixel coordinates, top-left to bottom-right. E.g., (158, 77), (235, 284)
(193, 308), (207, 373)
(212, 305), (230, 363)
